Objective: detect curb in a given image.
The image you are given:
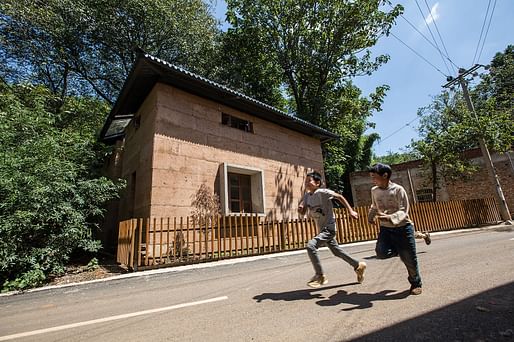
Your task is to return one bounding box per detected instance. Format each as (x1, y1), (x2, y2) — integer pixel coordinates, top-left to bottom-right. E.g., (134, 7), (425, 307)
(1, 223), (511, 297)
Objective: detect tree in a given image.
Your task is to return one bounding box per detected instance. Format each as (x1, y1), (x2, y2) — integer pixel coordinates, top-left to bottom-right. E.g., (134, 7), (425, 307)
(0, 83), (124, 291)
(474, 45), (514, 119)
(411, 53), (513, 202)
(0, 0), (220, 104)
(224, 0), (401, 122)
(410, 91), (477, 201)
(322, 82), (387, 198)
(223, 0), (402, 196)
(372, 150), (417, 166)
(472, 45), (514, 152)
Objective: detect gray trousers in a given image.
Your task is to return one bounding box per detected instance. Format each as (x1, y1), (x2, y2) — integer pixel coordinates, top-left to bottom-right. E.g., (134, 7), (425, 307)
(307, 227), (359, 276)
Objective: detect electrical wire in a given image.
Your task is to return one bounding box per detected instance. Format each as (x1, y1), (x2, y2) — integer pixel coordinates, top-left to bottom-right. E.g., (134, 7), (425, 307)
(393, 8), (459, 71)
(472, 0), (492, 65)
(389, 32), (447, 77)
(377, 115), (420, 144)
(414, 0), (452, 76)
(476, 0), (497, 65)
(423, 0), (456, 75)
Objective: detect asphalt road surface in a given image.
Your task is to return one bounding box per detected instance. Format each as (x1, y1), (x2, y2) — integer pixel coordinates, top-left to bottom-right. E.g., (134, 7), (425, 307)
(1, 225), (513, 342)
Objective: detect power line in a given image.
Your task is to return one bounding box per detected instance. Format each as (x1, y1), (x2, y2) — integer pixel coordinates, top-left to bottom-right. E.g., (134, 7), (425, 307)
(423, 0), (456, 75)
(377, 115), (420, 144)
(389, 32), (447, 77)
(472, 0), (492, 65)
(476, 0), (497, 65)
(414, 0), (452, 76)
(389, 3), (458, 71)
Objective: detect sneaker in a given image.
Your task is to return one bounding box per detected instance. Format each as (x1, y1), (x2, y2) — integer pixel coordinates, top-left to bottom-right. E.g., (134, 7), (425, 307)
(410, 286), (422, 295)
(354, 261), (367, 283)
(307, 274), (328, 288)
(423, 232), (431, 245)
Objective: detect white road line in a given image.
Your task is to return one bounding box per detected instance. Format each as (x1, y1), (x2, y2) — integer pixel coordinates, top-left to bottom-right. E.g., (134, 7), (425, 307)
(0, 296), (228, 341)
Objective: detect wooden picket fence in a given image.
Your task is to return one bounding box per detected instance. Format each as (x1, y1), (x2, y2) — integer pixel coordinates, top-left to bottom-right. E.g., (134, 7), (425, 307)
(116, 198), (501, 271)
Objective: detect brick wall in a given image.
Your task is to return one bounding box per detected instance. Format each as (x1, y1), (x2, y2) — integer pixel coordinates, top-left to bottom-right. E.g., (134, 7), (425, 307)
(350, 151), (514, 217)
(445, 152), (514, 213)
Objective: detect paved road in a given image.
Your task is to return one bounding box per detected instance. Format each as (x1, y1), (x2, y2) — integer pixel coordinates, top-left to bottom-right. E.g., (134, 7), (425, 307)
(1, 225), (513, 341)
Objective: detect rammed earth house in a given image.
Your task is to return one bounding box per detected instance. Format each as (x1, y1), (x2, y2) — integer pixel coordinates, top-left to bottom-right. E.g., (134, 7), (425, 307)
(100, 53), (337, 244)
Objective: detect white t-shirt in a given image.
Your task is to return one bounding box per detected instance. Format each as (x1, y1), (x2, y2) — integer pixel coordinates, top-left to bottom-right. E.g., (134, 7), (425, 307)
(368, 181), (412, 227)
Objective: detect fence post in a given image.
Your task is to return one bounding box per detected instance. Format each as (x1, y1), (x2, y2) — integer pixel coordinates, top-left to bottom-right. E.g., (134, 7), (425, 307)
(132, 221), (140, 272)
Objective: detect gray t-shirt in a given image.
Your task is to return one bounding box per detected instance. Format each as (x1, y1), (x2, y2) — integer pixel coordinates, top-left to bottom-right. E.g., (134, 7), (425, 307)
(303, 188), (336, 230)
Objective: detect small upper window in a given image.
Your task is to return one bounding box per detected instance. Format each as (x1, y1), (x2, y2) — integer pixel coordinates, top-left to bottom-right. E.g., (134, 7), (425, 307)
(222, 113), (254, 133)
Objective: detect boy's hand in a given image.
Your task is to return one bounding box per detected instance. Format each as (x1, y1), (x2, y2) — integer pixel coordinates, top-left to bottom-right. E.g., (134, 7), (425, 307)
(349, 209), (358, 220)
(376, 212), (391, 221)
(298, 204), (306, 215)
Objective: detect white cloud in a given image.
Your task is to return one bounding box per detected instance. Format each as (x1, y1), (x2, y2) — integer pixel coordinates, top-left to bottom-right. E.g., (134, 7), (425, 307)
(425, 2), (440, 24)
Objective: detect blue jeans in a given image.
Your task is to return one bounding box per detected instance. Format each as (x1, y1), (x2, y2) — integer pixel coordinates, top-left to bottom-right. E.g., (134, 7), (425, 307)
(375, 224), (422, 288)
(307, 227), (359, 276)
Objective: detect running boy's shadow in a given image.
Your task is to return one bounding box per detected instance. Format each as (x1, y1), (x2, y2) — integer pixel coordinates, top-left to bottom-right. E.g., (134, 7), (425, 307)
(364, 251), (427, 260)
(253, 283), (358, 303)
(317, 289), (410, 311)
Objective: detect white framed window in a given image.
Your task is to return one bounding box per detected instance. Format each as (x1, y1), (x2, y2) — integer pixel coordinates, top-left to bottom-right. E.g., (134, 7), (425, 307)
(219, 163), (265, 215)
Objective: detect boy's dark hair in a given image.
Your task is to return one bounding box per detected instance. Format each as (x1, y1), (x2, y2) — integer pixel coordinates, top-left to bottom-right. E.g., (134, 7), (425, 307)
(306, 171), (323, 184)
(367, 163), (392, 178)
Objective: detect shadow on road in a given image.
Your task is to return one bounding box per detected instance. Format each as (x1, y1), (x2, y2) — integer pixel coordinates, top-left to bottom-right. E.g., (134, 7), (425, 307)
(253, 282), (411, 310)
(253, 283), (358, 303)
(352, 281), (514, 342)
(317, 289), (410, 310)
(364, 251), (427, 261)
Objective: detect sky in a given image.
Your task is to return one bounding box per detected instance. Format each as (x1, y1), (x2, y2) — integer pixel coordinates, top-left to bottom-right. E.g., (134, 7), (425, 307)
(212, 1), (514, 156)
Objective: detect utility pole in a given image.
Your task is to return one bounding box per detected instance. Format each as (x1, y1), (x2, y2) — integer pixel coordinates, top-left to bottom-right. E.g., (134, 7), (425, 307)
(444, 65), (511, 222)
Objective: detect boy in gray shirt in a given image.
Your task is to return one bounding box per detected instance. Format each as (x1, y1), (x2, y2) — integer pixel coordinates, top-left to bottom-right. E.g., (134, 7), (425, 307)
(298, 171), (366, 288)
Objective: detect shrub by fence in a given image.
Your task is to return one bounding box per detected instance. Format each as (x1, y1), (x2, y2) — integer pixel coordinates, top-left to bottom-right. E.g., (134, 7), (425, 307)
(117, 198), (501, 271)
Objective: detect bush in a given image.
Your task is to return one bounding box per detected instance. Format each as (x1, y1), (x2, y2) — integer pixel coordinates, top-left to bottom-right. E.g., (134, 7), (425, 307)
(0, 83), (124, 291)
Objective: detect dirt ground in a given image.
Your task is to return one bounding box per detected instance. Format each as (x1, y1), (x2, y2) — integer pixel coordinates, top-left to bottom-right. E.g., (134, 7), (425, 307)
(48, 254), (128, 286)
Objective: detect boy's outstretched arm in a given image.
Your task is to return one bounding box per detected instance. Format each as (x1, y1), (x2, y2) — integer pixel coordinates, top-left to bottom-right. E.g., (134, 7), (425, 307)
(333, 193), (359, 220)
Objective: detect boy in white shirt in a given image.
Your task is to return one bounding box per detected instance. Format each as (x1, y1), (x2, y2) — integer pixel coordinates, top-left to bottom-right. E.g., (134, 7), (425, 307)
(298, 171), (366, 288)
(368, 163), (423, 295)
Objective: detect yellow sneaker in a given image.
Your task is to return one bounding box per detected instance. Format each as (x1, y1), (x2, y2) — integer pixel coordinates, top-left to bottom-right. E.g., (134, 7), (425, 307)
(355, 261), (367, 283)
(307, 274), (328, 288)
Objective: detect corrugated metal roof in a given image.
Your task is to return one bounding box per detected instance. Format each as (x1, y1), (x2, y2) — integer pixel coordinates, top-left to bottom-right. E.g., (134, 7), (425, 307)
(100, 53), (339, 143)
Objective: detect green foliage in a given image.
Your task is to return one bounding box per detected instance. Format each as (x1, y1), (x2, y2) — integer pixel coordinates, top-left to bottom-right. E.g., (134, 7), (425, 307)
(224, 0), (402, 122)
(0, 0), (219, 103)
(410, 91), (477, 199)
(322, 82), (387, 195)
(86, 258), (99, 271)
(472, 45), (514, 152)
(223, 0), (402, 195)
(474, 45), (514, 118)
(411, 45), (514, 201)
(0, 83), (124, 291)
(372, 150), (418, 166)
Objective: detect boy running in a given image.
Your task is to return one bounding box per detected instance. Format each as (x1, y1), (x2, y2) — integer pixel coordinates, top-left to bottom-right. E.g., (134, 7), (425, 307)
(298, 171), (367, 288)
(367, 163), (423, 295)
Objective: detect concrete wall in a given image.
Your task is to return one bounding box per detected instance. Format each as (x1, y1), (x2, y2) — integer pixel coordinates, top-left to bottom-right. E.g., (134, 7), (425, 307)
(350, 151), (514, 216)
(120, 83), (324, 220)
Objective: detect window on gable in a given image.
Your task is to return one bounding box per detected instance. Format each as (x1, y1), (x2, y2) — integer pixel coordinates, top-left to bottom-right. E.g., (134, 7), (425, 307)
(222, 113), (254, 133)
(219, 163), (265, 215)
